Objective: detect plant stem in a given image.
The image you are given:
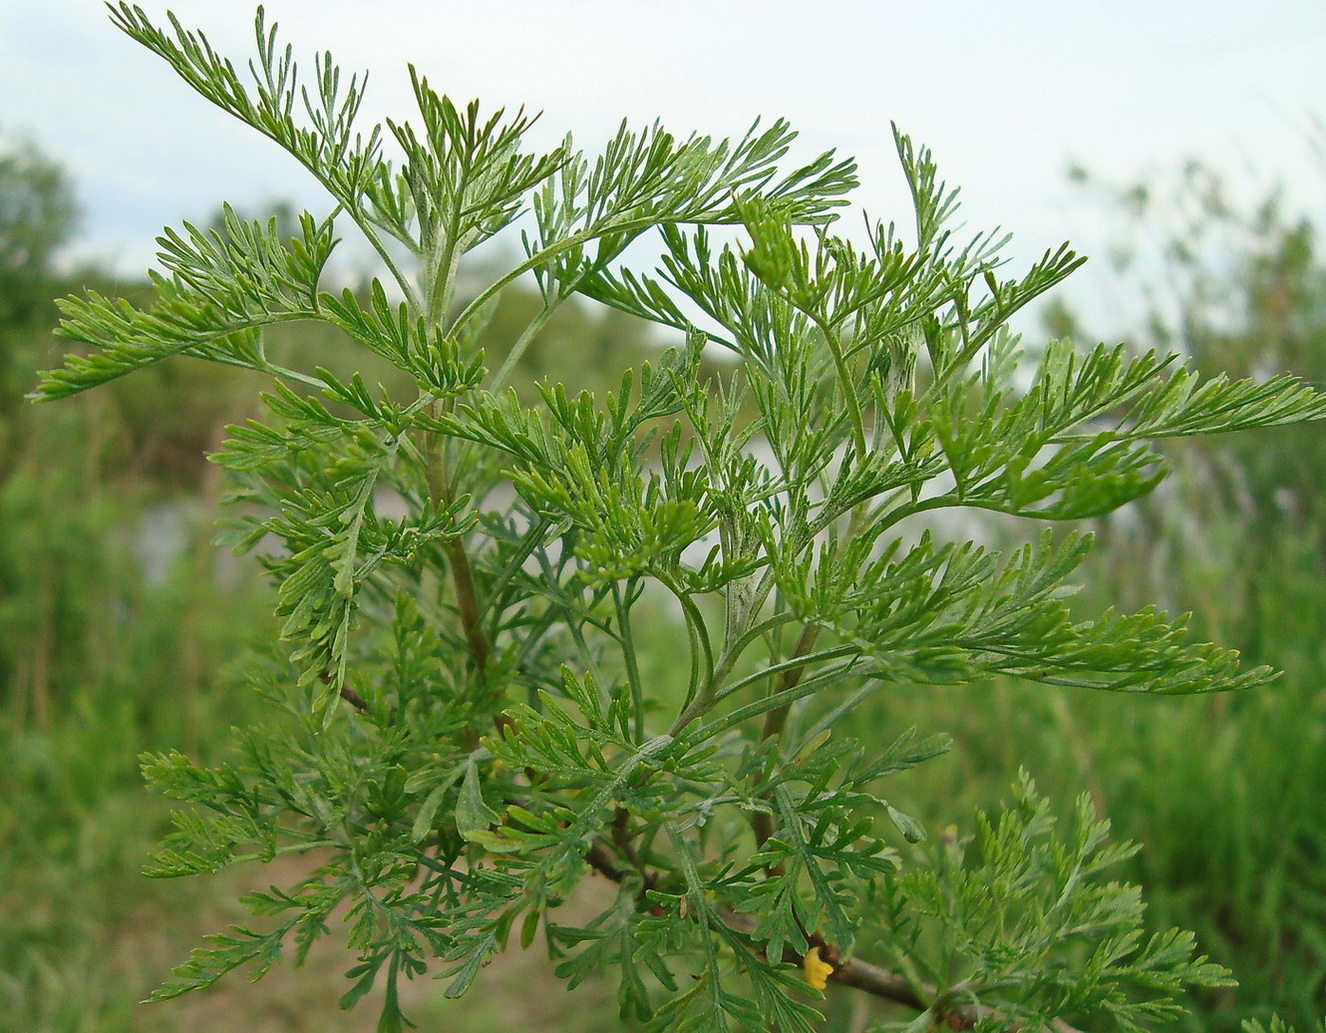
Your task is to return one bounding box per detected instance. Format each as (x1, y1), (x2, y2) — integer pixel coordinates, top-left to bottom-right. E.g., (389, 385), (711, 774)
(613, 579), (647, 740)
(758, 625), (821, 743)
(667, 582), (716, 732)
(443, 529), (491, 688)
(580, 837), (1086, 1032)
(751, 623), (821, 851)
(489, 299), (560, 390)
(420, 228), (494, 696)
(812, 311), (868, 459)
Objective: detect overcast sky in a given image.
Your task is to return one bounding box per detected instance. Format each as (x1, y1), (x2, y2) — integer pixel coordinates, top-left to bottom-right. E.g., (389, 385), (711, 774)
(3, 0), (1323, 338)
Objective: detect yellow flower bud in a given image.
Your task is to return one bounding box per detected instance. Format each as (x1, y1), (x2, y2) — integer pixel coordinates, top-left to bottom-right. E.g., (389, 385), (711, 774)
(802, 945), (833, 990)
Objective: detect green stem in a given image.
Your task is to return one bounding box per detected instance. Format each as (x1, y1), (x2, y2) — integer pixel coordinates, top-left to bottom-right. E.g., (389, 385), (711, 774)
(446, 212), (689, 339)
(449, 233), (603, 337)
(565, 610), (611, 713)
(667, 585), (716, 734)
(692, 659), (866, 742)
(714, 641), (859, 705)
(424, 432), (490, 690)
(415, 223), (496, 697)
(490, 300), (561, 391)
(870, 493), (1026, 537)
(748, 624), (824, 852)
(758, 625), (821, 739)
(704, 611), (800, 696)
(426, 235), (461, 330)
(613, 579), (647, 741)
(479, 516), (551, 622)
(812, 312), (868, 459)
(345, 206), (422, 314)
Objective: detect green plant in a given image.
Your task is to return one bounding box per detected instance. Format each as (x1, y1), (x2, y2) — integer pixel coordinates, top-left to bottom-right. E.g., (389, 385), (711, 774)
(32, 6), (1326, 1031)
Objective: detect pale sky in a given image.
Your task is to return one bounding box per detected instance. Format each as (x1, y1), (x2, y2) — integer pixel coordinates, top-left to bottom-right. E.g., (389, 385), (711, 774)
(3, 0), (1324, 338)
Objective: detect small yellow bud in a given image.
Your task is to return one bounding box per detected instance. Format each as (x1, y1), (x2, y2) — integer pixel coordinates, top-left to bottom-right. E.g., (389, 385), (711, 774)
(802, 946), (833, 990)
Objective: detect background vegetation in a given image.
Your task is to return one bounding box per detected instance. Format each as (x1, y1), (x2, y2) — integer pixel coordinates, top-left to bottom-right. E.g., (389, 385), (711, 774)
(1, 133), (1323, 1032)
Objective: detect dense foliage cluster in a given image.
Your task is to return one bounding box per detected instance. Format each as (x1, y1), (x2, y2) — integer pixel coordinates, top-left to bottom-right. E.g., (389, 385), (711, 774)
(33, 7), (1326, 1031)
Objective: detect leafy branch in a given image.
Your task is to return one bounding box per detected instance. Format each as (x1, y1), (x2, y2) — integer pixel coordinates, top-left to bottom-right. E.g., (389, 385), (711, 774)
(35, 6), (1326, 1032)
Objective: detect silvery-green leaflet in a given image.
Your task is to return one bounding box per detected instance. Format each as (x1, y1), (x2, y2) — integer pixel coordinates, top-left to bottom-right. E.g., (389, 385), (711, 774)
(33, 6), (1326, 1030)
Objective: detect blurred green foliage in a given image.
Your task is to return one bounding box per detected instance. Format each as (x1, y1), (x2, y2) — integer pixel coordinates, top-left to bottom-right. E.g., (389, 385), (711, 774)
(1083, 162), (1326, 1031)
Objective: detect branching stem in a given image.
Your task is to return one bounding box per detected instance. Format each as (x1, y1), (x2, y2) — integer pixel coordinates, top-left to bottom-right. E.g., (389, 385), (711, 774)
(580, 837), (1086, 1032)
(750, 623), (821, 852)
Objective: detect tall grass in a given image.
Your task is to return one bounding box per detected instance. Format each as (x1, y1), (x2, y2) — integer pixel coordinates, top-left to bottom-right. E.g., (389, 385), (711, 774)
(0, 434), (278, 1032)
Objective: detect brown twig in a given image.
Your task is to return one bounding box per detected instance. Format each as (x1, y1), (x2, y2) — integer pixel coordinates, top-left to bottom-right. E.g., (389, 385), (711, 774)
(442, 536), (491, 683)
(339, 684), (370, 711)
(581, 837), (1086, 1033)
(319, 668), (369, 713)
